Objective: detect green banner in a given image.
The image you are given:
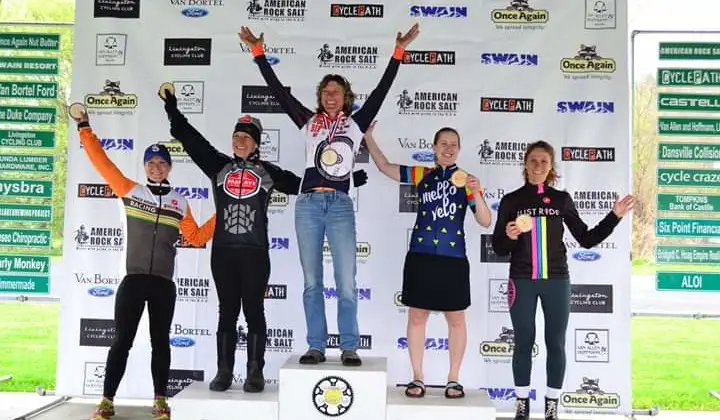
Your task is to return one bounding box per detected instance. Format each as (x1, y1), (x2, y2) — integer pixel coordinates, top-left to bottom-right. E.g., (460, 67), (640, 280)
(0, 33), (60, 51)
(0, 155), (54, 173)
(658, 93), (720, 112)
(0, 179), (52, 198)
(0, 106), (55, 124)
(656, 245), (720, 265)
(0, 57), (59, 75)
(657, 142), (720, 161)
(0, 275), (49, 293)
(0, 229), (51, 248)
(657, 168), (720, 188)
(656, 218), (720, 237)
(656, 272), (720, 292)
(659, 42), (720, 60)
(0, 204), (52, 222)
(658, 117), (720, 136)
(0, 255), (49, 274)
(657, 68), (720, 86)
(0, 82), (57, 99)
(0, 130), (55, 148)
(657, 193), (720, 213)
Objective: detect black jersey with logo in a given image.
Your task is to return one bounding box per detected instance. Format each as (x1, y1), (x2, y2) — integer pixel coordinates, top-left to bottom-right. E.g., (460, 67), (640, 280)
(167, 111), (301, 250)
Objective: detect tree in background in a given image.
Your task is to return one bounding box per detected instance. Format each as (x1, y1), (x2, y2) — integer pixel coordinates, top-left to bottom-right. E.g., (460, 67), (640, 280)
(632, 75), (659, 262)
(0, 0), (74, 256)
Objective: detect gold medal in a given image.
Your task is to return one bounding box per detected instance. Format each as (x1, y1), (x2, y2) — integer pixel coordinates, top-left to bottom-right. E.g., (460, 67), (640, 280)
(321, 148), (338, 166)
(159, 82), (175, 99)
(450, 170), (467, 187)
(515, 214), (532, 233)
(68, 102), (86, 119)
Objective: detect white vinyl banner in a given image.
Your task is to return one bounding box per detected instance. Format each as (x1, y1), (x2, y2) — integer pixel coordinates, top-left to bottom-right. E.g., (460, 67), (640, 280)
(56, 0), (630, 416)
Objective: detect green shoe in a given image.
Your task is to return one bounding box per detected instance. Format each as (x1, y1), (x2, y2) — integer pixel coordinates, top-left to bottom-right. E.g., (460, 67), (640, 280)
(90, 398), (115, 419)
(152, 396), (171, 420)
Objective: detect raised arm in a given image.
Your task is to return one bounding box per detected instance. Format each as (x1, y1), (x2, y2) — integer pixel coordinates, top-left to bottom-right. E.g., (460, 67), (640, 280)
(563, 193), (633, 248)
(178, 204), (216, 247)
(160, 90), (231, 178)
(240, 27), (313, 129)
(74, 113), (135, 198)
(362, 121), (403, 182)
(352, 23), (420, 132)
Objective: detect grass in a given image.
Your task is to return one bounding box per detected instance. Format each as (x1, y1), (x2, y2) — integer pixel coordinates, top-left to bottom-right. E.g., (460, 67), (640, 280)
(1, 303), (719, 411)
(0, 302), (58, 392)
(632, 317), (720, 411)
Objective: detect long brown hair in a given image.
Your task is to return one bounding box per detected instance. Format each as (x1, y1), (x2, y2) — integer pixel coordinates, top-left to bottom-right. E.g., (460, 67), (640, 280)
(315, 74), (355, 116)
(523, 140), (559, 186)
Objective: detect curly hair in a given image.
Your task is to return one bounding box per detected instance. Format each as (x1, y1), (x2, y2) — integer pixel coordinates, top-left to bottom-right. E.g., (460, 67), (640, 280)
(315, 74), (355, 116)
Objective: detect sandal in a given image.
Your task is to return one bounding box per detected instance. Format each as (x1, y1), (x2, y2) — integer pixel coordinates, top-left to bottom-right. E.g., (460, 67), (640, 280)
(445, 381), (465, 399)
(404, 380), (426, 398)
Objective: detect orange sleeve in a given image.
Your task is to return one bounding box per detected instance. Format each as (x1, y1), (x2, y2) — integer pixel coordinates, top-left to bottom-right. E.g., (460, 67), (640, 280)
(178, 204), (216, 246)
(251, 43), (264, 57)
(393, 45), (404, 60)
(79, 127), (135, 197)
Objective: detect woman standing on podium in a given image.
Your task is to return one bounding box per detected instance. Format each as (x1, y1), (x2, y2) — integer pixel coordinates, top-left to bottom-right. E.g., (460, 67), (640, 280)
(70, 109), (216, 420)
(492, 140), (634, 420)
(363, 121), (492, 399)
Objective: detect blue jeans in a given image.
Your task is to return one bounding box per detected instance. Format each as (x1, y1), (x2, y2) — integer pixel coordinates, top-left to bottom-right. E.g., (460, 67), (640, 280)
(295, 190), (359, 352)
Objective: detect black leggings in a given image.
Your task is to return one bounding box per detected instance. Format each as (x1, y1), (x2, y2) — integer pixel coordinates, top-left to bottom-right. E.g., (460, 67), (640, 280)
(508, 278), (571, 390)
(103, 274), (176, 398)
(210, 246), (270, 336)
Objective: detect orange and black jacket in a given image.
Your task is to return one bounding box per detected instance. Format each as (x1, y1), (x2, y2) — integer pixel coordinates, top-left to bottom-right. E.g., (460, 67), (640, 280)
(78, 123), (215, 281)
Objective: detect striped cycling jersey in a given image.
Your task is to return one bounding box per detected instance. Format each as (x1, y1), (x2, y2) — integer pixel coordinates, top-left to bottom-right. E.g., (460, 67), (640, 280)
(491, 182), (620, 280)
(401, 164), (477, 259)
(79, 125), (215, 281)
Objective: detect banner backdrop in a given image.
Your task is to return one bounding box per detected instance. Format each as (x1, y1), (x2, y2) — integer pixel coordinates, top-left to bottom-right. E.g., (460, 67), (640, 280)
(56, 0), (630, 416)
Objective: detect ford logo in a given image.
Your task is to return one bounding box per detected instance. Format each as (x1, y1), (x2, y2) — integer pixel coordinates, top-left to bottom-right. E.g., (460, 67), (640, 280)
(182, 7), (208, 17)
(88, 286), (113, 297)
(352, 101), (362, 111)
(169, 336), (196, 348)
(573, 250), (601, 262)
(490, 200), (500, 211)
(412, 150), (435, 162)
(266, 55), (280, 65)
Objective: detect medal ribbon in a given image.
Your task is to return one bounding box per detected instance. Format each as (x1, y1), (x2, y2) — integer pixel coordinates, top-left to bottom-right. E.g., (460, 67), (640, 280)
(322, 112), (345, 143)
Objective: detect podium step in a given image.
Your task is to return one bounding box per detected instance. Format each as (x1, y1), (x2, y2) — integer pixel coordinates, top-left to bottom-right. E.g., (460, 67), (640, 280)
(386, 385), (497, 420)
(171, 381), (279, 420)
(279, 354), (388, 419)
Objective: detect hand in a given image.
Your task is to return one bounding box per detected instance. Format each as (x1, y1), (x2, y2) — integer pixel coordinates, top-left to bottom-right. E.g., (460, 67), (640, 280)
(506, 221), (521, 240)
(364, 120), (377, 138)
(239, 26), (264, 48)
(396, 23), (420, 49)
(71, 110), (89, 124)
(158, 88), (177, 112)
(353, 169), (368, 187)
(466, 174), (482, 193)
(612, 195), (635, 218)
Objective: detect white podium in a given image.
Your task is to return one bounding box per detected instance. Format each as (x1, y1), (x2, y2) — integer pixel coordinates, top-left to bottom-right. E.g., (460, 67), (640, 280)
(171, 354), (497, 419)
(279, 355), (388, 419)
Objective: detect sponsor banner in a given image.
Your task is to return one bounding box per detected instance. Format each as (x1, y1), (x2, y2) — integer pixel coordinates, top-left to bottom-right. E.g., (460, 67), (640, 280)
(655, 245), (720, 265)
(0, 82), (57, 99)
(0, 154), (54, 173)
(0, 275), (49, 294)
(656, 193), (720, 213)
(659, 42), (720, 60)
(0, 106), (56, 124)
(657, 168), (720, 188)
(0, 229), (51, 248)
(656, 272), (720, 292)
(0, 33), (60, 51)
(0, 57), (58, 75)
(0, 203), (52, 222)
(657, 142), (720, 161)
(658, 68), (720, 86)
(656, 218), (720, 238)
(59, 1), (631, 415)
(0, 255), (50, 274)
(0, 130), (55, 148)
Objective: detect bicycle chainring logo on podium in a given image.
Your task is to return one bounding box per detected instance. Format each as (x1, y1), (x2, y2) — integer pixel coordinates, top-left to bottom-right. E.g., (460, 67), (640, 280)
(312, 375), (354, 416)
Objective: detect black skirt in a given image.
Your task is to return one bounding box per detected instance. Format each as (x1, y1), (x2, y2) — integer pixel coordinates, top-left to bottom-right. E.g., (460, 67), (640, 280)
(401, 251), (470, 311)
